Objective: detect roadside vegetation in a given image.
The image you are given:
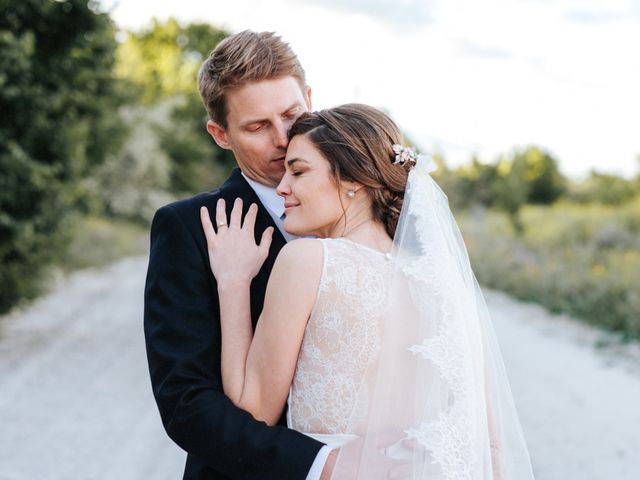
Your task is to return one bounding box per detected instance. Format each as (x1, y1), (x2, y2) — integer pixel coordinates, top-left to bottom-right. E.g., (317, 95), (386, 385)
(2, 1), (638, 339)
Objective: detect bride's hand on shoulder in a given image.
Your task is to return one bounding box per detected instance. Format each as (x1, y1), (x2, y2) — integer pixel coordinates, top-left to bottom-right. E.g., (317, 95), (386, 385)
(200, 198), (274, 288)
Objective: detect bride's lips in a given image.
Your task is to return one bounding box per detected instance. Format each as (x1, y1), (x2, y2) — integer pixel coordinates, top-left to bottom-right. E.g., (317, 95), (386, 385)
(284, 202), (299, 212)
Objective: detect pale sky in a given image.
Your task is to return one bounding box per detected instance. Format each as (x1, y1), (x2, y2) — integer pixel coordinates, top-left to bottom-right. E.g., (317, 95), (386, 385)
(104, 0), (640, 178)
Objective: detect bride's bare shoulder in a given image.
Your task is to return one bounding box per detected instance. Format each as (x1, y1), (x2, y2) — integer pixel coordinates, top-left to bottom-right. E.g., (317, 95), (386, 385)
(268, 239), (323, 289)
(264, 239), (324, 313)
(275, 238), (324, 269)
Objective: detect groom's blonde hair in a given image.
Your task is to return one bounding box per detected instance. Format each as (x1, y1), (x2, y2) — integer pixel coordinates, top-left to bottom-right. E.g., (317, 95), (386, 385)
(198, 30), (307, 128)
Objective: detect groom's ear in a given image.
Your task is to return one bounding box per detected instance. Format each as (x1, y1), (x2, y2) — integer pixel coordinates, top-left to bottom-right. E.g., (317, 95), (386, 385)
(304, 85), (312, 111)
(206, 120), (232, 150)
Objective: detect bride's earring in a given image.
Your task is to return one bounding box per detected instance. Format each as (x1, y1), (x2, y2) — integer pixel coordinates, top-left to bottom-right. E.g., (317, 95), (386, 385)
(347, 190), (355, 198)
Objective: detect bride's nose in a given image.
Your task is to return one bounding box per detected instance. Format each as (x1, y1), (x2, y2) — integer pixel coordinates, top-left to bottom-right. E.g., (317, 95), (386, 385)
(276, 176), (290, 198)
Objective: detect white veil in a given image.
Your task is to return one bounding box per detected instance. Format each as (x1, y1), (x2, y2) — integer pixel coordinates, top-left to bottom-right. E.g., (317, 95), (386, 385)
(331, 155), (535, 479)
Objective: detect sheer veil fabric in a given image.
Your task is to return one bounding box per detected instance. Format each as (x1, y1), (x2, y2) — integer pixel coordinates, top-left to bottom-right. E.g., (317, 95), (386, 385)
(331, 156), (535, 479)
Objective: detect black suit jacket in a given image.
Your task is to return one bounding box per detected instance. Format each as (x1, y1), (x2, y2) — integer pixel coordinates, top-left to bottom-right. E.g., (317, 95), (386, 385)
(144, 168), (323, 479)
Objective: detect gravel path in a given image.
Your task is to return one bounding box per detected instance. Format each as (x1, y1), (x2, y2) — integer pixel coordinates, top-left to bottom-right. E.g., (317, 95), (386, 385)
(486, 290), (640, 480)
(0, 258), (183, 480)
(1, 256), (639, 479)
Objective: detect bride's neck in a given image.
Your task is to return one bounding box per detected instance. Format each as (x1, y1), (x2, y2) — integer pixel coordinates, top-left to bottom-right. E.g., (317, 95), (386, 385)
(328, 207), (392, 253)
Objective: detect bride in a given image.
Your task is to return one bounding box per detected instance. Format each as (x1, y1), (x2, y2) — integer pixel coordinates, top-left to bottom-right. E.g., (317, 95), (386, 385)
(200, 104), (535, 479)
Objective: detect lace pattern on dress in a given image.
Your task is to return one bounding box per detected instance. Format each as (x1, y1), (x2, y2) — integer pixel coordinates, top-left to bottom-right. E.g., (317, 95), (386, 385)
(287, 238), (391, 435)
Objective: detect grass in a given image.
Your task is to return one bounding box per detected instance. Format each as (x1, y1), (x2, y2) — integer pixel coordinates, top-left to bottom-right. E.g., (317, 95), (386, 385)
(457, 198), (640, 339)
(59, 215), (149, 271)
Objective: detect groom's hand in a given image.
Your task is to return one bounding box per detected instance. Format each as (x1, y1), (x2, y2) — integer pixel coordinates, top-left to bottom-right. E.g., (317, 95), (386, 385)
(320, 431), (415, 479)
(320, 449), (338, 480)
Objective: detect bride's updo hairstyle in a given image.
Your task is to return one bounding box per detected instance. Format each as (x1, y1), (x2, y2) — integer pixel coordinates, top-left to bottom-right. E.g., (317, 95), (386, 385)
(288, 103), (412, 237)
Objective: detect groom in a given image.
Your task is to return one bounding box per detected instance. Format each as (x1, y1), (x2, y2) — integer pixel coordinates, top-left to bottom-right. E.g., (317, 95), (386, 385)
(144, 31), (334, 479)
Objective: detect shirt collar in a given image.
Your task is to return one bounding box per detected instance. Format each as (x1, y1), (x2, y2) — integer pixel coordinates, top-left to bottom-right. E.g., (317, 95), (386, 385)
(241, 172), (285, 218)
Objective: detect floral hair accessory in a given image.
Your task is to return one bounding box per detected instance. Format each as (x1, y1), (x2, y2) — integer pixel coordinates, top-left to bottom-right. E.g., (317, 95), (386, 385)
(392, 144), (419, 166)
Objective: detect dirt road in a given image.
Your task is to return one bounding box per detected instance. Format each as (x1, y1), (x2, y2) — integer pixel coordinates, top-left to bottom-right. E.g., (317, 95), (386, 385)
(1, 256), (638, 479)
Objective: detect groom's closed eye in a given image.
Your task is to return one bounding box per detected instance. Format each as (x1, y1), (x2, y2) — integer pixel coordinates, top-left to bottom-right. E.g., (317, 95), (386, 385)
(283, 106), (301, 119)
(245, 122), (266, 132)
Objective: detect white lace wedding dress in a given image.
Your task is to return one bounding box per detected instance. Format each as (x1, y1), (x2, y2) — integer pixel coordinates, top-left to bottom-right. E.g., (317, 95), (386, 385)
(285, 158), (534, 479)
(287, 237), (391, 447)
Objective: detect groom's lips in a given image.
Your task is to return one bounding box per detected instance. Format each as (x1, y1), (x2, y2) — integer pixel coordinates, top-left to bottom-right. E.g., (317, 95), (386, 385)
(272, 156), (286, 166)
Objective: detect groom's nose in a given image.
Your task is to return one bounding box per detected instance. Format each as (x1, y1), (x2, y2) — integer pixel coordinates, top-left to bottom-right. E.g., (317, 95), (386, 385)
(272, 120), (289, 149)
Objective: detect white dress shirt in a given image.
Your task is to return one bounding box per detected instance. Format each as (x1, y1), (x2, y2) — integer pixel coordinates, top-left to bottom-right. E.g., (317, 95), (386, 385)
(241, 173), (297, 242)
(242, 172), (333, 479)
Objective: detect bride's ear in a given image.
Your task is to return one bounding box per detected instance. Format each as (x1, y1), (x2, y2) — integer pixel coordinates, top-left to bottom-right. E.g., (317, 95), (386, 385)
(206, 120), (232, 150)
(342, 181), (364, 197)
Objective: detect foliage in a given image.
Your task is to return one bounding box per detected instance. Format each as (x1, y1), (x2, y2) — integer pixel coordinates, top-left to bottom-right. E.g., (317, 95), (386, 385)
(568, 171), (639, 205)
(512, 146), (567, 204)
(0, 0), (126, 313)
(87, 101), (176, 223)
(115, 18), (234, 194)
(115, 17), (227, 104)
(459, 198), (640, 338)
(435, 146), (567, 232)
(159, 93), (236, 194)
(59, 215), (148, 271)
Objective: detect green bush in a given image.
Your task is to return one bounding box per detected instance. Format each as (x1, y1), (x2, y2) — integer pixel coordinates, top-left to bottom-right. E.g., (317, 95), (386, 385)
(435, 146), (567, 232)
(116, 18), (235, 196)
(567, 171), (638, 205)
(0, 0), (125, 313)
(88, 101), (176, 223)
(459, 198), (640, 338)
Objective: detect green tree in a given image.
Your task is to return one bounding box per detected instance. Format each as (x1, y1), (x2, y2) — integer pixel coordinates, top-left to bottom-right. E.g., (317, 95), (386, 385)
(514, 146), (566, 204)
(438, 157), (499, 210)
(491, 156), (528, 233)
(115, 18), (227, 104)
(115, 18), (233, 194)
(0, 0), (125, 312)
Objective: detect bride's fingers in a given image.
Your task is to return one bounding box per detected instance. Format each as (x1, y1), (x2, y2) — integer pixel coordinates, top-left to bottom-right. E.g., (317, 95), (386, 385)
(200, 206), (216, 243)
(229, 198), (243, 229)
(242, 203), (258, 232)
(215, 198), (227, 231)
(258, 227), (274, 259)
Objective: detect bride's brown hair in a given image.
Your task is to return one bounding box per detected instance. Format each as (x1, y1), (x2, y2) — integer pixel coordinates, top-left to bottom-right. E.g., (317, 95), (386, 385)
(288, 104), (412, 237)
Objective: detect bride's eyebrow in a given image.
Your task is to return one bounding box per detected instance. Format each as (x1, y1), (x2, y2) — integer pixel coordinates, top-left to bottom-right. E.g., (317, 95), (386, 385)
(286, 158), (309, 167)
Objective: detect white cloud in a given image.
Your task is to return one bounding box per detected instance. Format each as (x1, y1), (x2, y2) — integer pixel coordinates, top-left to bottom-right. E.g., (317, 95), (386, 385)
(297, 0), (433, 30)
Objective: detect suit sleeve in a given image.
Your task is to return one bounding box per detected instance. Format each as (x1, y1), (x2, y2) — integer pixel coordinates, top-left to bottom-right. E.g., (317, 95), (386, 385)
(143, 205), (323, 479)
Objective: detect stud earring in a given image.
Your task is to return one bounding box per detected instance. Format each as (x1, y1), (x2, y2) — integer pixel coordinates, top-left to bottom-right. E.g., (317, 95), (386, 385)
(347, 190), (355, 198)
